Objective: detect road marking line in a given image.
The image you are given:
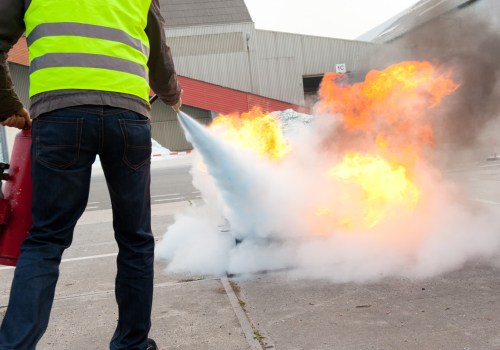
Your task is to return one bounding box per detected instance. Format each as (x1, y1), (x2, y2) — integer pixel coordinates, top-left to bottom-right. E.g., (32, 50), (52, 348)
(85, 206), (99, 210)
(152, 194), (181, 198)
(62, 253), (118, 263)
(0, 253), (118, 270)
(154, 197), (184, 202)
(471, 198), (500, 206)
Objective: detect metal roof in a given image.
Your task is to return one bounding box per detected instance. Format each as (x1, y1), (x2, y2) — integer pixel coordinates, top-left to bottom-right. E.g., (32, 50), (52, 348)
(159, 0), (253, 28)
(373, 0), (478, 43)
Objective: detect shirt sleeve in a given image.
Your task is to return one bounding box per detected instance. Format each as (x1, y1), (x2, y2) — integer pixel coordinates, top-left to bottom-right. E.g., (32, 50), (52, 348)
(145, 0), (182, 106)
(0, 0), (26, 120)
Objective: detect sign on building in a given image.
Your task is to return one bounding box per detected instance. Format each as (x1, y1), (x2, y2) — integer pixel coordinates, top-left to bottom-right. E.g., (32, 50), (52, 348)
(335, 63), (347, 74)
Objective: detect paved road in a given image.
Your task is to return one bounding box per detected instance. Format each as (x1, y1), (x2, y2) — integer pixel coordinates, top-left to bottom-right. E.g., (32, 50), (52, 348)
(86, 156), (200, 211)
(447, 159), (500, 206)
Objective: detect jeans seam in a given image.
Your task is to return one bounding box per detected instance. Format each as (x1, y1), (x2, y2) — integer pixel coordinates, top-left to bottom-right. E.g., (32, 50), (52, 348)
(98, 116), (104, 154)
(66, 106), (135, 117)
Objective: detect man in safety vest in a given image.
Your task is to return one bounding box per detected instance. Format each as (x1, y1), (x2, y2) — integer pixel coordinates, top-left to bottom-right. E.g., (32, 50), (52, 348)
(0, 1), (182, 349)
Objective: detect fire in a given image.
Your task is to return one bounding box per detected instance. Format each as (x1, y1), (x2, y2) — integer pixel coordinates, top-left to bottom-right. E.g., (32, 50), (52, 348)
(325, 153), (420, 229)
(318, 61), (459, 168)
(311, 61), (459, 232)
(209, 106), (290, 160)
(201, 61), (459, 234)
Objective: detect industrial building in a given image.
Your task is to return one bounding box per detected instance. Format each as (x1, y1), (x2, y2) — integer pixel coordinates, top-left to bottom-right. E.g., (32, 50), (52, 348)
(2, 0), (496, 160)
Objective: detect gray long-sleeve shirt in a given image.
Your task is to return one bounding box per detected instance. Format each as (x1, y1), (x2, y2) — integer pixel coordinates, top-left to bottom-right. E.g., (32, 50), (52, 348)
(0, 0), (181, 120)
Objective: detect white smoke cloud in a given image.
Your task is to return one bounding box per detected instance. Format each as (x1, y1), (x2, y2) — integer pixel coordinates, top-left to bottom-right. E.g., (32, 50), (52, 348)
(156, 111), (500, 282)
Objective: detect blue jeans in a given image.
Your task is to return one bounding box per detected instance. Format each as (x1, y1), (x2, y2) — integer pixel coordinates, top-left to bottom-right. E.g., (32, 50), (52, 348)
(0, 106), (154, 350)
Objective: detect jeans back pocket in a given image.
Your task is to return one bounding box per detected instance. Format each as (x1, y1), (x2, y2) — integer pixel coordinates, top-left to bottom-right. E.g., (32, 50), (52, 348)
(119, 118), (152, 170)
(34, 116), (83, 169)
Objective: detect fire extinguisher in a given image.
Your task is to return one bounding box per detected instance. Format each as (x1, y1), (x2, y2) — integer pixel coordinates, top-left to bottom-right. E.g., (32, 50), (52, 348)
(0, 129), (32, 266)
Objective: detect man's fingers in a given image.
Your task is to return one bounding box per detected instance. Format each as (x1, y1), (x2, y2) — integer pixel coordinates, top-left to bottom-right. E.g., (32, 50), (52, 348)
(1, 115), (28, 129)
(171, 97), (182, 113)
(13, 108), (32, 129)
(16, 108), (31, 129)
(1, 116), (17, 127)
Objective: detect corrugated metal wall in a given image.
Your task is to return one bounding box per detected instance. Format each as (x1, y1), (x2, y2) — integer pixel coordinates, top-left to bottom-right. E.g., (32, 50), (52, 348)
(166, 23), (260, 95)
(255, 31), (374, 105)
(167, 24), (375, 106)
(168, 32), (246, 56)
(151, 101), (211, 151)
(8, 63), (30, 106)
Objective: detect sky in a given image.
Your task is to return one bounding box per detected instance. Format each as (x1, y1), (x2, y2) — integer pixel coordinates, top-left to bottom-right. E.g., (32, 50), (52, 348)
(243, 0), (421, 40)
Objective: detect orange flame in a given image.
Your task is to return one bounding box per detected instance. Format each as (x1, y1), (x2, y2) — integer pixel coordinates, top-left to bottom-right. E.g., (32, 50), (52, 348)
(318, 61), (459, 168)
(311, 61), (458, 232)
(210, 106), (290, 160)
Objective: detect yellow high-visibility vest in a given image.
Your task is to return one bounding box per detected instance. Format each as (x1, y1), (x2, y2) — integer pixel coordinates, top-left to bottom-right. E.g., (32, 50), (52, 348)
(25, 0), (152, 103)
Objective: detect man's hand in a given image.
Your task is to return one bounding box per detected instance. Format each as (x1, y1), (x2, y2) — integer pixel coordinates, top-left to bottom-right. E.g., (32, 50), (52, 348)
(1, 108), (31, 130)
(171, 97), (182, 113)
(171, 89), (183, 113)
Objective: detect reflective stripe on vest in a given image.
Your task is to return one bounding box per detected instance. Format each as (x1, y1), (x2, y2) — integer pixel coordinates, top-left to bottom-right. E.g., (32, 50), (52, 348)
(25, 0), (152, 102)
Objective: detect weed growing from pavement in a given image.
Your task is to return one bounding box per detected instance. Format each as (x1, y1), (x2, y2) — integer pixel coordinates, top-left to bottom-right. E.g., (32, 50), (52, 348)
(228, 279), (268, 348)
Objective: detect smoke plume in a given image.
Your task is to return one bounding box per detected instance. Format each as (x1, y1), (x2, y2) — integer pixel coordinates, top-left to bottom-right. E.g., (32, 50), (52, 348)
(156, 4), (500, 282)
(156, 110), (500, 282)
(369, 6), (500, 160)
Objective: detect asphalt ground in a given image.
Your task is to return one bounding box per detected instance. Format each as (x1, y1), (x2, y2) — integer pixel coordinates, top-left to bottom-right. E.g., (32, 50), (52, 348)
(0, 160), (499, 349)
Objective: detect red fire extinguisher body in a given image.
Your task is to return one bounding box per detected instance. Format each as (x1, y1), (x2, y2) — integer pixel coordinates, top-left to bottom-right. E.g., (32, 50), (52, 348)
(0, 129), (32, 266)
